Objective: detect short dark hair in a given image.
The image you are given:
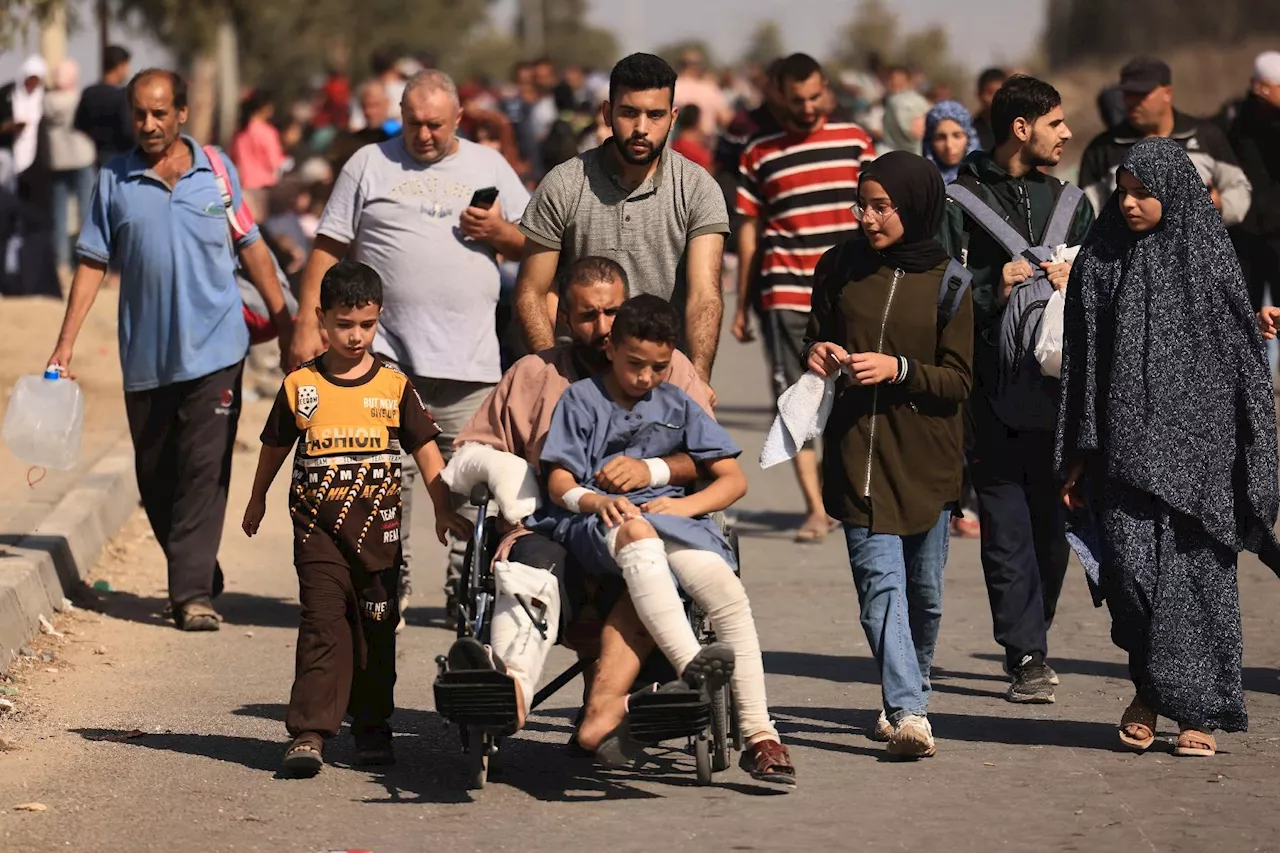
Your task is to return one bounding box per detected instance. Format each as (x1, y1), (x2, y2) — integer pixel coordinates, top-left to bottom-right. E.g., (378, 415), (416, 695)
(990, 74), (1062, 146)
(609, 53), (677, 106)
(774, 53), (824, 88)
(320, 260), (383, 311)
(610, 294), (680, 349)
(560, 255), (628, 307)
(677, 103), (702, 132)
(103, 45), (131, 76)
(370, 45), (399, 77)
(127, 69), (188, 111)
(977, 67), (1007, 91)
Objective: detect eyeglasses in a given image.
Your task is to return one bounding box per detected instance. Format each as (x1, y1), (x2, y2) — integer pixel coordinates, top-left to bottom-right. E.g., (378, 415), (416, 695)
(852, 202), (899, 222)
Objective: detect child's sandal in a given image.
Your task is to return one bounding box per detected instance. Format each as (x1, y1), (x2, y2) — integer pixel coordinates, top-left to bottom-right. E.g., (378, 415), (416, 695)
(281, 733), (324, 776)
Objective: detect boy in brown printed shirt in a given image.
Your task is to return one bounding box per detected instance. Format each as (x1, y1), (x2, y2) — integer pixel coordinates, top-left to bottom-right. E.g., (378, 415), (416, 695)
(243, 259), (470, 776)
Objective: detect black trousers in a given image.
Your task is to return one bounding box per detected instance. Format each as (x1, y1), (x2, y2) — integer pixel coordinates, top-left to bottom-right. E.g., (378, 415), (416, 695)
(969, 408), (1069, 668)
(124, 361), (242, 608)
(1233, 230), (1280, 312)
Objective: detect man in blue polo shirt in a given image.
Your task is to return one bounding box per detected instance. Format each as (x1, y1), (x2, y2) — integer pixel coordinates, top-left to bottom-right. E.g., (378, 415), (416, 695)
(46, 69), (291, 631)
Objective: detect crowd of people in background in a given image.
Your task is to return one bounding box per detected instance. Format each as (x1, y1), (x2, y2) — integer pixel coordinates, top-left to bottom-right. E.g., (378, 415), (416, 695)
(4, 31), (1280, 776)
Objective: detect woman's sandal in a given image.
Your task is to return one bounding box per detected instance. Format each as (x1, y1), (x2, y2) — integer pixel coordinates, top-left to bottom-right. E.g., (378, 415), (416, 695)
(1118, 697), (1157, 752)
(739, 739), (797, 788)
(1174, 727), (1217, 757)
(281, 733), (324, 776)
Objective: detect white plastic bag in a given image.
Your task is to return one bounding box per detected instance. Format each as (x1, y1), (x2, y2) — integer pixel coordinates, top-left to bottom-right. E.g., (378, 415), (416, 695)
(1033, 244), (1079, 379)
(1034, 290), (1065, 378)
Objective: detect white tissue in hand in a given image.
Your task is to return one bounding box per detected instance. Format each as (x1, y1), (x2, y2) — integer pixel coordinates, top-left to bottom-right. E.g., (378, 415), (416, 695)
(443, 443), (540, 523)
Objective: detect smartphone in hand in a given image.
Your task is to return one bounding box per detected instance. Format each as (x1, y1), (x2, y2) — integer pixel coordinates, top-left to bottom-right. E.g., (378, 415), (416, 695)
(469, 187), (499, 210)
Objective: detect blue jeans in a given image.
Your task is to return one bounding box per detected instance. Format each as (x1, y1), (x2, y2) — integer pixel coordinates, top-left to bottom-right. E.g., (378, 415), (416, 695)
(51, 166), (95, 269)
(844, 511), (950, 723)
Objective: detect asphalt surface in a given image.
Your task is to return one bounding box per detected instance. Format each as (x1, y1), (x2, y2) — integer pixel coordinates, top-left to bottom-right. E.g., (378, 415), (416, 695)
(2, 326), (1279, 853)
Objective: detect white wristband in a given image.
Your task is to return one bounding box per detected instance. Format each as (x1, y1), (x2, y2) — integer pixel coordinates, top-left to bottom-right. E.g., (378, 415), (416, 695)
(643, 457), (671, 488)
(562, 486), (592, 513)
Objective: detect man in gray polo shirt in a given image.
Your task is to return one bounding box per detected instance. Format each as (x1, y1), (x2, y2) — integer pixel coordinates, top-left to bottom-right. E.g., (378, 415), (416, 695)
(290, 69), (529, 625)
(514, 52), (730, 384)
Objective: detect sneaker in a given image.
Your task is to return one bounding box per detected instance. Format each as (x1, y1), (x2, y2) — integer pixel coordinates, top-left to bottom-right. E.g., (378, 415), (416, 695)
(352, 721), (395, 766)
(1007, 654), (1056, 704)
(1003, 657), (1060, 687)
(887, 715), (936, 759)
(868, 710), (894, 743)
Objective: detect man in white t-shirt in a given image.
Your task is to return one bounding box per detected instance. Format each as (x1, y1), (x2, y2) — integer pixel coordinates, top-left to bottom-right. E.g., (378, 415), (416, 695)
(292, 69), (530, 627)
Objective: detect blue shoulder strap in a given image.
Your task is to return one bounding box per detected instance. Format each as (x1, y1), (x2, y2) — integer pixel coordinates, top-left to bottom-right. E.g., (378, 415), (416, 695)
(937, 259), (972, 329)
(1042, 184), (1085, 249)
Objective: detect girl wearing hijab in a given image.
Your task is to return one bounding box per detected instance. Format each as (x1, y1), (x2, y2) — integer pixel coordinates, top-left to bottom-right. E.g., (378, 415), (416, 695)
(1059, 137), (1280, 758)
(804, 151), (974, 759)
(923, 100), (980, 185)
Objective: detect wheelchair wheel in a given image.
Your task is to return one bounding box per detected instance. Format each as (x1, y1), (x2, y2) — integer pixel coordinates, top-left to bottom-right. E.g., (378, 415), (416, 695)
(467, 729), (490, 790)
(694, 730), (713, 785)
(711, 684), (731, 772)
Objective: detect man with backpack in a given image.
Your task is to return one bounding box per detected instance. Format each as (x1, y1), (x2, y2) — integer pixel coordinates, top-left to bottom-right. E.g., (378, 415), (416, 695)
(45, 69), (293, 631)
(938, 75), (1095, 705)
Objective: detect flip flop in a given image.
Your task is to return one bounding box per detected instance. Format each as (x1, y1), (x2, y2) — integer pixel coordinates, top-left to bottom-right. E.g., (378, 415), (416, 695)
(1174, 728), (1216, 757)
(1118, 697), (1157, 752)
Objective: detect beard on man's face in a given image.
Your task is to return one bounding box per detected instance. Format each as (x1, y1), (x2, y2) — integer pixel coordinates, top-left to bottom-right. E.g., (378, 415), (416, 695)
(612, 130), (667, 166)
(571, 333), (611, 372)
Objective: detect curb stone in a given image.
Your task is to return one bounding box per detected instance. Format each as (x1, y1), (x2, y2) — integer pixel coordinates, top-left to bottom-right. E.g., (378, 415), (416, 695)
(0, 437), (138, 675)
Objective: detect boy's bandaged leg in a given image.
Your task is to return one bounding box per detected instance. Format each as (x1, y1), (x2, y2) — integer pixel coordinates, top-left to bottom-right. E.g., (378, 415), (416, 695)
(609, 532), (701, 677)
(489, 560), (561, 718)
(667, 548), (779, 743)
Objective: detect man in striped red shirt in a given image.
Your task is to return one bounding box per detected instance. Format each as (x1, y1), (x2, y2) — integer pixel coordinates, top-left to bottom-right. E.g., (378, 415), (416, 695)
(732, 53), (875, 543)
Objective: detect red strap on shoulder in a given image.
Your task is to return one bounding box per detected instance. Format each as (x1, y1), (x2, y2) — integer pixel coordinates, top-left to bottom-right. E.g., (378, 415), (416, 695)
(203, 144), (256, 239)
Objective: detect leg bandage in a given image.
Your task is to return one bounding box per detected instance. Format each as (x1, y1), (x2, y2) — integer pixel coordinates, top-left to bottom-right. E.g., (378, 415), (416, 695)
(489, 560), (561, 717)
(667, 549), (779, 743)
(612, 536), (701, 677)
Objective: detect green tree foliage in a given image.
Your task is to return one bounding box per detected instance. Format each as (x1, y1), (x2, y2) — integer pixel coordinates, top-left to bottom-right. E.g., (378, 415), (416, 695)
(830, 0), (968, 93)
(741, 19), (785, 68)
(535, 0), (618, 70)
(1046, 0), (1280, 69)
(652, 38), (715, 70)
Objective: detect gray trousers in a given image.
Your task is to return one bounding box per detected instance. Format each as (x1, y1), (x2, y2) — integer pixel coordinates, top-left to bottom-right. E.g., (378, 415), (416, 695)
(398, 376), (495, 600)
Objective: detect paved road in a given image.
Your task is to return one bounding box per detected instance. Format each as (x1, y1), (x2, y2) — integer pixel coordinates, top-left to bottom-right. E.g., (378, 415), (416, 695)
(2, 327), (1279, 853)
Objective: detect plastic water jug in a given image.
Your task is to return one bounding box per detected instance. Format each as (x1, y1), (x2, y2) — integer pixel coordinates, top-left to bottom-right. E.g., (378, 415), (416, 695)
(2, 368), (85, 470)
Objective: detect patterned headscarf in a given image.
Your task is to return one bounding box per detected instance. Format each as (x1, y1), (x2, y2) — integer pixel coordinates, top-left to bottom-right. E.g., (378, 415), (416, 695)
(1057, 137), (1280, 570)
(921, 100), (978, 185)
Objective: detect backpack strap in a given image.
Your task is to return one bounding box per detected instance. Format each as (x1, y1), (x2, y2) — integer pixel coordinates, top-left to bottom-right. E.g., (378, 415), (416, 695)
(946, 183), (1033, 259)
(1041, 183), (1085, 249)
(937, 259), (972, 329)
(202, 144), (255, 241)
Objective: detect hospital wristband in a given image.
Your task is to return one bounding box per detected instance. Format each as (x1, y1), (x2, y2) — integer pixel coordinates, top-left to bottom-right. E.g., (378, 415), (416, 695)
(643, 458), (671, 488)
(562, 486), (593, 513)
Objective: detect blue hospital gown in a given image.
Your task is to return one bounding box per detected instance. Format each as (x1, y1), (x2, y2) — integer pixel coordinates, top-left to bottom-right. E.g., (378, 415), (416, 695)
(527, 376), (740, 575)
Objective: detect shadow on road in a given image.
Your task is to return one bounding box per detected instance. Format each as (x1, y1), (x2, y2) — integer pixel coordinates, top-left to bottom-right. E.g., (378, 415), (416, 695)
(764, 651), (1006, 699)
(85, 588), (303, 630)
(72, 728), (284, 773)
(228, 702), (777, 800)
(971, 652), (1279, 697)
(771, 705), (1121, 752)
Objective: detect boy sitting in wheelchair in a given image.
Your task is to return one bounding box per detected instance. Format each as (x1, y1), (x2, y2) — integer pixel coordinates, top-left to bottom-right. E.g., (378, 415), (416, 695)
(531, 295), (796, 786)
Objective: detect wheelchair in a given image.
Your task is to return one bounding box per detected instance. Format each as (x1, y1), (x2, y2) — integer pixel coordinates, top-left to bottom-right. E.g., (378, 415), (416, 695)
(432, 484), (742, 789)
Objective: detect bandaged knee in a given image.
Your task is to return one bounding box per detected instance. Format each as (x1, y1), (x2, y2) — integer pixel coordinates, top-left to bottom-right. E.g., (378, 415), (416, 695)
(613, 537), (700, 675)
(489, 560), (560, 716)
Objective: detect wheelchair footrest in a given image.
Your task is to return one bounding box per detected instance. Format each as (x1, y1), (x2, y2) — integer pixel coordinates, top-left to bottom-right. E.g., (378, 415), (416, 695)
(434, 670), (520, 731)
(627, 689), (712, 745)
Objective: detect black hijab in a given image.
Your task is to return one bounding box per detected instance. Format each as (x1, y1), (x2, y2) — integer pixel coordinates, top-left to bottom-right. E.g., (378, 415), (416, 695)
(857, 150), (951, 274)
(1057, 137), (1280, 569)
